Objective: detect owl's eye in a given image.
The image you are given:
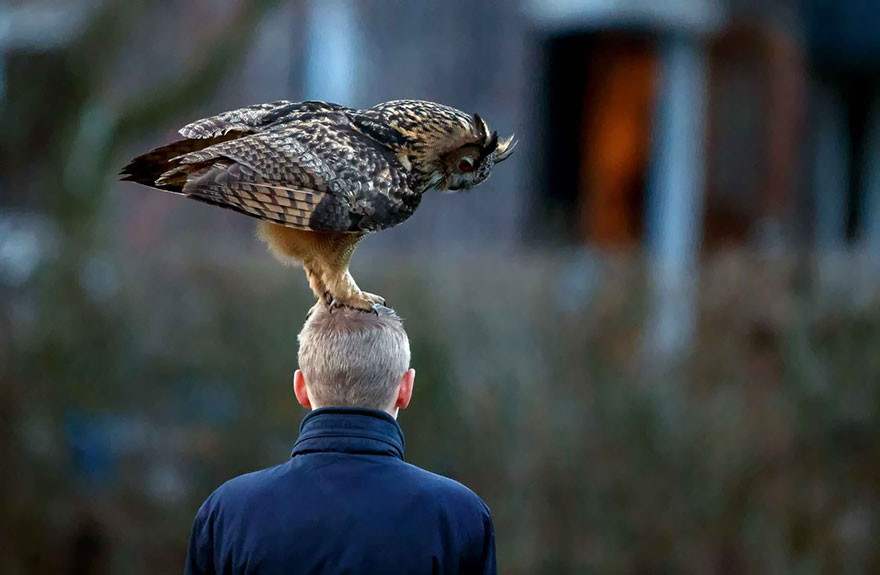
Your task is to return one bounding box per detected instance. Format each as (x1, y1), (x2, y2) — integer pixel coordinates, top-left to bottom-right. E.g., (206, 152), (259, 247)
(458, 158), (475, 173)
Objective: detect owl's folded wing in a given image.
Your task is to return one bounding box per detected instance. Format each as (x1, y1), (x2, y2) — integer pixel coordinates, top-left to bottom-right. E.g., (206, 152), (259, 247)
(149, 119), (415, 232)
(178, 100), (349, 139)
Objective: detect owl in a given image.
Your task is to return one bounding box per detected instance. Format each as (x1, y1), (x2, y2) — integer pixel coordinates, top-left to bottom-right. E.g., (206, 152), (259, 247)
(121, 99), (517, 310)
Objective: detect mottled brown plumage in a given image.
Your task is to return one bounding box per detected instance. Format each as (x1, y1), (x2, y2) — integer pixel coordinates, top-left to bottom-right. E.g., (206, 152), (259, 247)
(121, 99), (517, 310)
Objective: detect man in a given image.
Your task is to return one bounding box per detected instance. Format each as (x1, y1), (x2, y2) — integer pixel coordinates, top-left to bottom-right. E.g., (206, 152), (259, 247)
(185, 305), (496, 574)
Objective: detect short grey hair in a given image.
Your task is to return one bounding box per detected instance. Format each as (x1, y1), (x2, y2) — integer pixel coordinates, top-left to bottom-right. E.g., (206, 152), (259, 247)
(297, 304), (411, 410)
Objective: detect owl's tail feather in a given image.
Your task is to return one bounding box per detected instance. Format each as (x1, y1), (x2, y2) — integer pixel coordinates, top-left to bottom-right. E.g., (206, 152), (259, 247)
(119, 135), (236, 192)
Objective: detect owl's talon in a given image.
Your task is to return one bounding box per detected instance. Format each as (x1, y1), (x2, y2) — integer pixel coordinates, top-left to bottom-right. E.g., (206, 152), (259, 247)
(362, 292), (386, 307)
(323, 294), (384, 314)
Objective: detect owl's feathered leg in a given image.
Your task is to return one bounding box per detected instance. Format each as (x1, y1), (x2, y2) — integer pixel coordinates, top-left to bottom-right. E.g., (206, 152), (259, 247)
(257, 222), (382, 311)
(315, 235), (385, 312)
(322, 266), (385, 311)
(304, 265), (330, 305)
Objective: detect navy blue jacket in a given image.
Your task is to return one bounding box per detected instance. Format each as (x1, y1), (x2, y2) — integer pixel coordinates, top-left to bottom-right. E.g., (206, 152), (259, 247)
(185, 408), (496, 574)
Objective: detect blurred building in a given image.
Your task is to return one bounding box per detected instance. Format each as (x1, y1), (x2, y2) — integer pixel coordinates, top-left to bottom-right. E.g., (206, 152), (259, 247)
(523, 0), (880, 354)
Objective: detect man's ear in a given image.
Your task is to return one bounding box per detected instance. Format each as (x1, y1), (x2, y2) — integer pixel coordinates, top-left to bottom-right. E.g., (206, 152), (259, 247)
(294, 370), (312, 409)
(395, 368), (415, 410)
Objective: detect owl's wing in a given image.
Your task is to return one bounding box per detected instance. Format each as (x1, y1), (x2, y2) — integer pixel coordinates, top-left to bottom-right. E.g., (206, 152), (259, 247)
(121, 101), (351, 190)
(162, 118), (416, 232)
(179, 100), (348, 139)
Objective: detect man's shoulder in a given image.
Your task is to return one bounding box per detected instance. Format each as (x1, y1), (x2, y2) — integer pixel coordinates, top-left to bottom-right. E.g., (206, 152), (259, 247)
(395, 461), (491, 515)
(200, 461), (293, 512)
(197, 458), (490, 521)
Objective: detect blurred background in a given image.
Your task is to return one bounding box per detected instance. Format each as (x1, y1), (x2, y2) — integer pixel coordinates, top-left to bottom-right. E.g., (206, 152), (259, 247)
(2, 0), (879, 572)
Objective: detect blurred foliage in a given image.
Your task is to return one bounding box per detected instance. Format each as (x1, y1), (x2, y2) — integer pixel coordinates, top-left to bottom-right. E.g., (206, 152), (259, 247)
(1, 0), (284, 244)
(2, 250), (880, 574)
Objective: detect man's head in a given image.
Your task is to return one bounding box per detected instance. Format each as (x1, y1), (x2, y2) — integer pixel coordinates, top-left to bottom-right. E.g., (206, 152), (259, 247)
(295, 304), (415, 417)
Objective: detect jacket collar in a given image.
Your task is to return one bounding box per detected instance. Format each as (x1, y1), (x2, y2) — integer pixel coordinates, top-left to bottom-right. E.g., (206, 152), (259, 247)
(291, 407), (405, 460)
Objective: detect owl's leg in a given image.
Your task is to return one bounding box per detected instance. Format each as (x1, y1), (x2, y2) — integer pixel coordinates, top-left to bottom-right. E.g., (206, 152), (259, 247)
(317, 234), (385, 312)
(325, 267), (385, 311)
(303, 261), (330, 304)
(257, 222), (381, 310)
(258, 222), (328, 301)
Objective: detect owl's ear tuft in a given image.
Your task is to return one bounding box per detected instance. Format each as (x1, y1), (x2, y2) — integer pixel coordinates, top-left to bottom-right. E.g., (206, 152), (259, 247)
(495, 134), (518, 163)
(472, 113), (490, 142)
(484, 131), (499, 155)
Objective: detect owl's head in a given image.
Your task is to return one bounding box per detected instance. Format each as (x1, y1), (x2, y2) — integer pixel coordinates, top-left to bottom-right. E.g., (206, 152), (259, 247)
(439, 113), (517, 192)
(368, 100), (517, 193)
